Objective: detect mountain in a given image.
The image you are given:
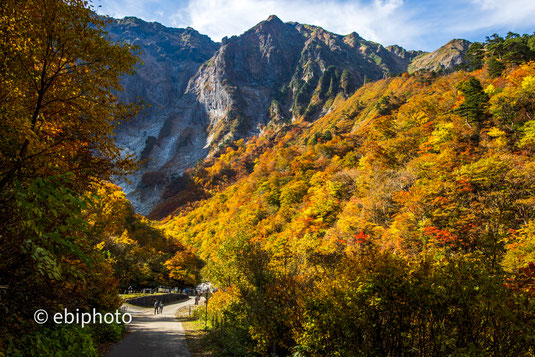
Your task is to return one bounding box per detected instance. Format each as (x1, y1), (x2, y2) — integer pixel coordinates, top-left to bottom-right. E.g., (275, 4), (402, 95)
(109, 16), (435, 214)
(408, 39), (471, 73)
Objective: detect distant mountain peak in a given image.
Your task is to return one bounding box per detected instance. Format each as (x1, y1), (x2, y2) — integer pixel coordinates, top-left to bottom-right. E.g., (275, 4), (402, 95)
(116, 16), (163, 29)
(408, 38), (471, 73)
(447, 38), (470, 44)
(346, 31), (362, 39)
(252, 14), (286, 34)
(266, 14), (283, 23)
(444, 38), (471, 49)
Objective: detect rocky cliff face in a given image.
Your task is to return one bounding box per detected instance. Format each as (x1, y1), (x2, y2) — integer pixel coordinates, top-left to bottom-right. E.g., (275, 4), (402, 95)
(186, 15), (306, 149)
(110, 16), (465, 214)
(107, 17), (219, 212)
(408, 39), (471, 73)
(188, 16), (424, 152)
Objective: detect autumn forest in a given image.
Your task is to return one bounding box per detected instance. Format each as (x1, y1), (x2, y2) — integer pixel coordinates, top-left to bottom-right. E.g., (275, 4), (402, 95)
(2, 0), (535, 356)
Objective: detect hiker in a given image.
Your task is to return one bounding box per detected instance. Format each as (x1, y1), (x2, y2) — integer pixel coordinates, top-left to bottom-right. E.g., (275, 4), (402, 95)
(154, 300), (159, 314)
(159, 300), (164, 314)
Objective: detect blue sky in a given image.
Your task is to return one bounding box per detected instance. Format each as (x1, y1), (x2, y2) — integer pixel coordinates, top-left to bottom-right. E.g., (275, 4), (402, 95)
(94, 0), (535, 51)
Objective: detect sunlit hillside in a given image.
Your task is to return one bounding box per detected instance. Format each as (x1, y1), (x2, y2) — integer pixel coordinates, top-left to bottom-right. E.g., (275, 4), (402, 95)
(159, 60), (535, 354)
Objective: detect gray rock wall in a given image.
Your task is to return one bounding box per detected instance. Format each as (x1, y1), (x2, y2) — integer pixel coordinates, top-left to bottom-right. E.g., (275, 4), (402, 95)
(125, 293), (188, 307)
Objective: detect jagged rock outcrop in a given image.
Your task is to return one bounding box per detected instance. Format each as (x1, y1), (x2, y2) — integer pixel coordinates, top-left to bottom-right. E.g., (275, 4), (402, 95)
(386, 45), (426, 70)
(408, 39), (471, 73)
(110, 16), (467, 214)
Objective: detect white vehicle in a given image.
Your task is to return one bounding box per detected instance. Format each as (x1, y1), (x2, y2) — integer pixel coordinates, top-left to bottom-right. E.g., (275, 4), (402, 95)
(196, 282), (213, 294)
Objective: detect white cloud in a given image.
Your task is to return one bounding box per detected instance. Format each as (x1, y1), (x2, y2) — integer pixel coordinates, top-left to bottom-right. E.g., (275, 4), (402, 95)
(471, 0), (499, 10)
(169, 0), (421, 47)
(96, 0), (535, 51)
(455, 0), (535, 32)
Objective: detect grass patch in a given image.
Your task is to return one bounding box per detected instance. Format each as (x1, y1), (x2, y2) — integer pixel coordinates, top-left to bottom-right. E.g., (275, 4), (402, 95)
(176, 305), (215, 356)
(176, 304), (255, 356)
(182, 320), (214, 356)
(119, 292), (166, 300)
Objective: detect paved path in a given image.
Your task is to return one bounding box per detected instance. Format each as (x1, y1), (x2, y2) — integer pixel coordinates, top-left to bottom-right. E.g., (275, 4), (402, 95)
(106, 297), (193, 357)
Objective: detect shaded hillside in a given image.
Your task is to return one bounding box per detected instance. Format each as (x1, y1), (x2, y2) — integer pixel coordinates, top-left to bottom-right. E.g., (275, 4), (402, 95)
(107, 17), (220, 212)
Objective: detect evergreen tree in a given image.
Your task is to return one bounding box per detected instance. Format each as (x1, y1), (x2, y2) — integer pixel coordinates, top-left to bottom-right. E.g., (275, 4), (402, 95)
(456, 77), (489, 126)
(486, 33), (505, 59)
(465, 42), (485, 70)
(503, 34), (531, 65)
(487, 57), (506, 78)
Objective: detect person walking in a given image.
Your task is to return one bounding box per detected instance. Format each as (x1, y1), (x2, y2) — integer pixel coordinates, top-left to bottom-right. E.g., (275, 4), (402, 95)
(154, 300), (159, 315)
(159, 300), (164, 314)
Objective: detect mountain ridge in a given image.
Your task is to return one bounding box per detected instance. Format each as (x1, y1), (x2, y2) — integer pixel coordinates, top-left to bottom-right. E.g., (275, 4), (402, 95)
(109, 15), (469, 214)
